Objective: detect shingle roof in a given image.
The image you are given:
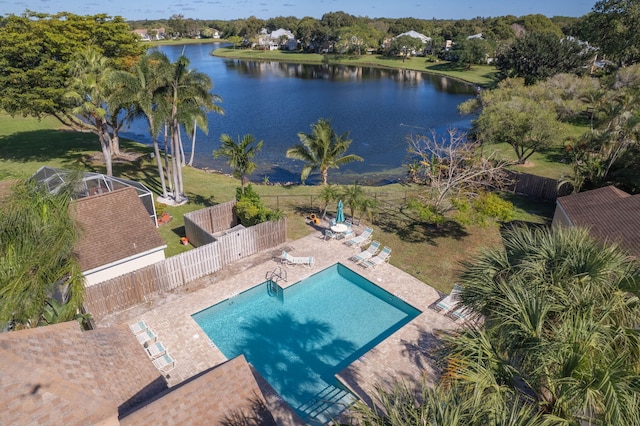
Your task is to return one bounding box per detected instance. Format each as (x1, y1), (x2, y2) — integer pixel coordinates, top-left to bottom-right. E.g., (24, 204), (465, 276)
(0, 322), (164, 425)
(121, 355), (277, 425)
(73, 187), (165, 272)
(557, 185), (640, 257)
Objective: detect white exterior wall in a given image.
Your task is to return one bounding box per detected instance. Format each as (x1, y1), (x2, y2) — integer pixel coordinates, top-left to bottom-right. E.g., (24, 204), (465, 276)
(83, 249), (166, 287)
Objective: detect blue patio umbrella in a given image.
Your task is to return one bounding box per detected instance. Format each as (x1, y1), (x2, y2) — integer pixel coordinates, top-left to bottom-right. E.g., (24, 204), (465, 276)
(336, 200), (345, 223)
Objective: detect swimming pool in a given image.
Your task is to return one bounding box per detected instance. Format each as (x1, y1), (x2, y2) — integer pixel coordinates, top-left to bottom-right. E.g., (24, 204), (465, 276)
(192, 263), (421, 424)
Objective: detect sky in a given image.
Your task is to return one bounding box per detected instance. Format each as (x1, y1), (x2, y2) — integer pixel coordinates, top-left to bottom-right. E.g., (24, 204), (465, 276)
(4, 0), (594, 21)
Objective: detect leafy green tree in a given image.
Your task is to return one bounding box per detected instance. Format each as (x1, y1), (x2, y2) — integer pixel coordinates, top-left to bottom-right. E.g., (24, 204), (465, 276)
(239, 15), (265, 38)
(520, 14), (563, 36)
(213, 134), (263, 194)
(580, 0), (640, 66)
(496, 32), (590, 85)
(0, 180), (85, 329)
(296, 16), (319, 51)
(450, 226), (640, 425)
(335, 23), (383, 55)
(386, 35), (425, 58)
(474, 90), (562, 164)
(0, 12), (142, 122)
(227, 35), (243, 49)
(265, 16), (300, 32)
(452, 38), (493, 69)
(286, 118), (363, 185)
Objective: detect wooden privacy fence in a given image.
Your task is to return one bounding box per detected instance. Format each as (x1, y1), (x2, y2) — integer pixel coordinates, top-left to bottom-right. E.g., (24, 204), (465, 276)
(506, 171), (572, 201)
(184, 200), (238, 247)
(83, 213), (286, 322)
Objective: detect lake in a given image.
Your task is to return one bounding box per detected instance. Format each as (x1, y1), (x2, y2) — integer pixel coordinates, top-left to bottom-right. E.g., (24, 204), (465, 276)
(122, 43), (477, 185)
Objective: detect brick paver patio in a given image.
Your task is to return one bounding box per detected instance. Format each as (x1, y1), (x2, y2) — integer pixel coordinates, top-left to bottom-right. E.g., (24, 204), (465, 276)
(97, 225), (461, 424)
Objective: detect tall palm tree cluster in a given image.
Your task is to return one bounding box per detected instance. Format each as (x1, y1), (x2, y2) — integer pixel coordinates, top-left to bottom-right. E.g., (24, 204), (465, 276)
(68, 49), (222, 203)
(353, 226), (640, 425)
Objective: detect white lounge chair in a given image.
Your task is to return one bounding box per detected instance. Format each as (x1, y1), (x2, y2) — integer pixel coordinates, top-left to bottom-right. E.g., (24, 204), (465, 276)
(281, 251), (314, 267)
(152, 352), (176, 374)
(436, 284), (463, 313)
(129, 320), (148, 335)
(146, 341), (167, 359)
(451, 306), (472, 321)
(350, 241), (381, 264)
(344, 227), (373, 247)
(136, 328), (157, 346)
(361, 246), (391, 269)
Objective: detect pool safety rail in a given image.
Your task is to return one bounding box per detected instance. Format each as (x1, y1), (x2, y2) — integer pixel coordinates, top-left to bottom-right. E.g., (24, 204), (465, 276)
(266, 267), (287, 300)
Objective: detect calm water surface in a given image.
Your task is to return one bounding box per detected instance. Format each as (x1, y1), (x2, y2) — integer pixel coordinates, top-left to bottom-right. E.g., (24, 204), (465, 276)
(122, 43), (476, 184)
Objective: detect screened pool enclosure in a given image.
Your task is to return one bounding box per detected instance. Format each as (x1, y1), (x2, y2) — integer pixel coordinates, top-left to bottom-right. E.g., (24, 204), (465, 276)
(32, 166), (157, 223)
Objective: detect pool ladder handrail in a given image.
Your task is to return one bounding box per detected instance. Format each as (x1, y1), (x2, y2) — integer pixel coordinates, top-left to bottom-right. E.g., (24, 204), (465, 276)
(266, 267), (286, 299)
(265, 266), (287, 283)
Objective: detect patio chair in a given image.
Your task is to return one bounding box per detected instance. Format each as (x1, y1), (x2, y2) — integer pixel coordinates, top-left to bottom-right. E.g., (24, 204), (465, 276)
(136, 328), (157, 346)
(324, 229), (337, 241)
(350, 241), (381, 264)
(451, 306), (473, 321)
(342, 222), (353, 239)
(152, 352), (176, 374)
(435, 284), (463, 313)
(361, 246), (391, 269)
(344, 227), (373, 247)
(129, 320), (148, 335)
(146, 341), (167, 359)
(281, 250), (314, 267)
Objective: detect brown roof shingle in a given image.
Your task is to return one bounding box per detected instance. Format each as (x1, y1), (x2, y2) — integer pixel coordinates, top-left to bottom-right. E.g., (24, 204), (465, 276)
(121, 355), (277, 425)
(73, 187), (165, 272)
(557, 185), (640, 257)
(0, 322), (165, 425)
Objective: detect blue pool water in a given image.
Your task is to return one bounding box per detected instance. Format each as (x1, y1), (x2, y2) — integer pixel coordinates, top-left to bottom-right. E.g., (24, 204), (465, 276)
(192, 263), (421, 423)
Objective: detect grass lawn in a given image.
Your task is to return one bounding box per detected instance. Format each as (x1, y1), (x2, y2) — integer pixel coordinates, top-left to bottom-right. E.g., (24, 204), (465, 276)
(213, 47), (499, 87)
(0, 108), (555, 293)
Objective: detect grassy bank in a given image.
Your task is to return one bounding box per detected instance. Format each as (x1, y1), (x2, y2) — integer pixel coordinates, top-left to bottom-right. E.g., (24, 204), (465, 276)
(0, 111), (554, 293)
(213, 47), (499, 87)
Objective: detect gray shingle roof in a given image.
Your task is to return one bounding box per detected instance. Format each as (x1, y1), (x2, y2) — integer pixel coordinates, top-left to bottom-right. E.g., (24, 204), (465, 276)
(557, 185), (640, 257)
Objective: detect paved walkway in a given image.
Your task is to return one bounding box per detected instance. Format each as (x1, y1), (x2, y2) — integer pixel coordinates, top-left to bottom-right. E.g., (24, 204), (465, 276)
(97, 226), (461, 424)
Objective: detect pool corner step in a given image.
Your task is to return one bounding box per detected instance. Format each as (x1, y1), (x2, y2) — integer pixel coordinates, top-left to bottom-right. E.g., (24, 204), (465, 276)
(297, 384), (357, 425)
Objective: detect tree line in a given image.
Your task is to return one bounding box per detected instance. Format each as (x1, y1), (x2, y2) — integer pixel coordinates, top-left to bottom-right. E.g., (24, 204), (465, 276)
(126, 2), (639, 68)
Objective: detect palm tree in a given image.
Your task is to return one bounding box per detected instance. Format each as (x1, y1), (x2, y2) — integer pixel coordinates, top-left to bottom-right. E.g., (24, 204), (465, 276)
(156, 55), (223, 203)
(66, 48), (117, 176)
(0, 180), (85, 329)
(286, 118), (363, 185)
(109, 51), (173, 197)
(447, 226), (640, 424)
(349, 376), (551, 425)
(341, 181), (377, 223)
(318, 184), (340, 220)
(213, 133), (263, 194)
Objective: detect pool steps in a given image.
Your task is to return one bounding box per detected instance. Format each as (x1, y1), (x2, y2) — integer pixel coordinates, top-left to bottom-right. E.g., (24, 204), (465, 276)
(297, 384), (357, 425)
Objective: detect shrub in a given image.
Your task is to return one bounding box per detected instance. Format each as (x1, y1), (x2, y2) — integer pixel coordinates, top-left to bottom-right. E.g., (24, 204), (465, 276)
(235, 184), (283, 226)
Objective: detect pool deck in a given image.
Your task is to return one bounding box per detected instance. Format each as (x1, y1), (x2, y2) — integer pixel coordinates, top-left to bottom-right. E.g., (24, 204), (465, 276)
(97, 227), (461, 425)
